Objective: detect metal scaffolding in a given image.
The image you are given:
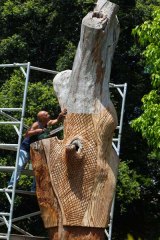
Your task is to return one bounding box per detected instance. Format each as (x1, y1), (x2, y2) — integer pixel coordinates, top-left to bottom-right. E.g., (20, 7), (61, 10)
(0, 62), (127, 240)
(0, 63), (57, 240)
(105, 83), (127, 240)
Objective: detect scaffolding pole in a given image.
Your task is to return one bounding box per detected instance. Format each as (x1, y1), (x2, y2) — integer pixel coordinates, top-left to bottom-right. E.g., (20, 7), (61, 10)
(105, 83), (127, 240)
(0, 62), (31, 240)
(0, 62), (60, 239)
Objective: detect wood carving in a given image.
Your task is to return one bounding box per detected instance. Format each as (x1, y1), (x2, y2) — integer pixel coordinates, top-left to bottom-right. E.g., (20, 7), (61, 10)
(30, 1), (120, 239)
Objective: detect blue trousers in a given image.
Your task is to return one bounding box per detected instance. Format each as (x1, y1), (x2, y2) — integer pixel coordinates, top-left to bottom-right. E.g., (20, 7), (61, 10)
(8, 149), (35, 190)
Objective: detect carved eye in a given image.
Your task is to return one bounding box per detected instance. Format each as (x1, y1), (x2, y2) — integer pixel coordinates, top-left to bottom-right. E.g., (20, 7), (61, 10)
(92, 11), (104, 18)
(65, 138), (84, 160)
(70, 139), (83, 153)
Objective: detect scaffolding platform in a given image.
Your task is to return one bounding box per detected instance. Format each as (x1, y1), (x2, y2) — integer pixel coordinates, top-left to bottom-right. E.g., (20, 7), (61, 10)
(0, 188), (36, 196)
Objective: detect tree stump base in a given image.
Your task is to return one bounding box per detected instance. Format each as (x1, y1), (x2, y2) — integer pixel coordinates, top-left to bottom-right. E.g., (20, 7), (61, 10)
(48, 227), (104, 240)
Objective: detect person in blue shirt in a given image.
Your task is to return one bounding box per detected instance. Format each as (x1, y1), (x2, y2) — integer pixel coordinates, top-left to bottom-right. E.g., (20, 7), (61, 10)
(8, 109), (67, 190)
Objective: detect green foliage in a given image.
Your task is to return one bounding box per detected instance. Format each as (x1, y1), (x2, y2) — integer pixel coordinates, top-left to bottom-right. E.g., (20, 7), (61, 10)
(135, 0), (160, 21)
(0, 158), (8, 187)
(0, 0), (95, 73)
(127, 233), (142, 240)
(132, 8), (160, 87)
(0, 34), (27, 64)
(26, 81), (59, 124)
(116, 161), (140, 213)
(131, 8), (160, 159)
(0, 70), (59, 125)
(132, 90), (160, 150)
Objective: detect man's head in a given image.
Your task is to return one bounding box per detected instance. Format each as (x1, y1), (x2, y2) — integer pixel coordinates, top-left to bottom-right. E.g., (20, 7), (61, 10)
(37, 111), (50, 123)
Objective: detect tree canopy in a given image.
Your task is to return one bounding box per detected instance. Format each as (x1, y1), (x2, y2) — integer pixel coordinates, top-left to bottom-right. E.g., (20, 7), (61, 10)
(132, 8), (160, 159)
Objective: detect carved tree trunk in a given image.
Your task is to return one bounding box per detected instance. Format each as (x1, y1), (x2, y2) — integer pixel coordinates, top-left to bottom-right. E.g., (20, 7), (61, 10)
(30, 1), (120, 239)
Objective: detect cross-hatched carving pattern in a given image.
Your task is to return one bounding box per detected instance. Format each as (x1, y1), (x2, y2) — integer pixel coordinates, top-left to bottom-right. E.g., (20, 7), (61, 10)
(96, 110), (116, 143)
(30, 143), (59, 227)
(49, 114), (97, 225)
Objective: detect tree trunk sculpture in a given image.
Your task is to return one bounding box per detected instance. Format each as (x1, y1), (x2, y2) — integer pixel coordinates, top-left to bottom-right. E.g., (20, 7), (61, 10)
(30, 1), (120, 239)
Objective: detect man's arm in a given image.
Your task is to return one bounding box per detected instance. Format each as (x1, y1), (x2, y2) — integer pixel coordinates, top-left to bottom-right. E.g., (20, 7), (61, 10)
(25, 122), (44, 137)
(47, 119), (59, 126)
(47, 109), (67, 126)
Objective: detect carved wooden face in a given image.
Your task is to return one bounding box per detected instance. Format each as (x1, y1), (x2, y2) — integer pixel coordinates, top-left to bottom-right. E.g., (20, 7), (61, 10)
(48, 114), (97, 225)
(31, 109), (119, 229)
(45, 110), (119, 227)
